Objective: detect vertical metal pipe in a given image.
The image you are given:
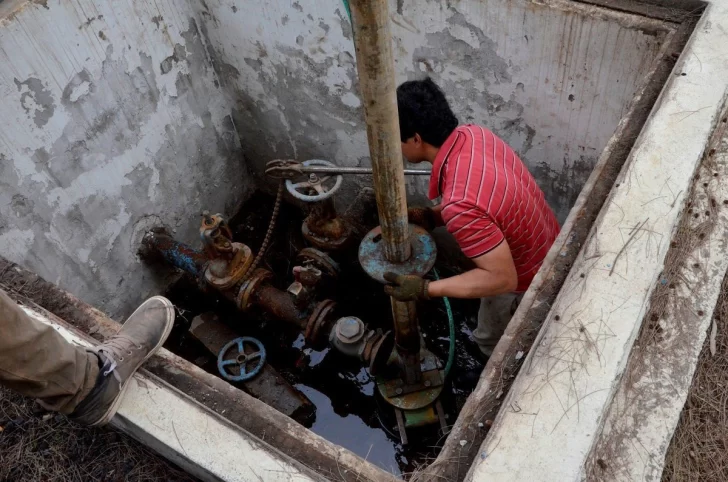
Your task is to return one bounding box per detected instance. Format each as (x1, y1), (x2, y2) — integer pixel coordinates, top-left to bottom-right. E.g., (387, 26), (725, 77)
(349, 0), (421, 383)
(349, 0), (411, 263)
(392, 301), (422, 383)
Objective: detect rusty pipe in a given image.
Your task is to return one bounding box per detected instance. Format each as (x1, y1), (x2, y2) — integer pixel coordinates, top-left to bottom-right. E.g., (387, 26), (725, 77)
(349, 0), (411, 263)
(142, 232), (312, 331)
(142, 230), (328, 334)
(350, 0), (422, 383)
(391, 300), (421, 383)
(141, 231), (208, 277)
(252, 284), (309, 330)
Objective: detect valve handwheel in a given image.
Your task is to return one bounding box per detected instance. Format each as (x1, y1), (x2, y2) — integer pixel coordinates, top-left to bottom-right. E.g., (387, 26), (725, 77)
(217, 337), (267, 382)
(285, 159), (343, 202)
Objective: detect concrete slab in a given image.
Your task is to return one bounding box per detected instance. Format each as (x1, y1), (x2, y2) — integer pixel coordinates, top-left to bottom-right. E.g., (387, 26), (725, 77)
(586, 112), (728, 481)
(18, 304), (321, 482)
(467, 1), (728, 480)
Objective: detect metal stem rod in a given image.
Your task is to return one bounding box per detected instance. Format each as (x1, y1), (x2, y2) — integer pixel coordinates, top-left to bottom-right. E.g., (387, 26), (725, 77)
(297, 166), (431, 176)
(349, 0), (411, 263)
(350, 0), (421, 384)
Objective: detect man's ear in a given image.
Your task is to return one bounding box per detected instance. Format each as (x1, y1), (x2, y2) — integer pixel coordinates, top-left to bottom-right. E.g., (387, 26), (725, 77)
(413, 133), (423, 146)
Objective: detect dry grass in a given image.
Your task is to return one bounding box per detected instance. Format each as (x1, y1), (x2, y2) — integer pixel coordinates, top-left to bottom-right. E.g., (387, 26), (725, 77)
(0, 385), (197, 482)
(662, 277), (728, 482)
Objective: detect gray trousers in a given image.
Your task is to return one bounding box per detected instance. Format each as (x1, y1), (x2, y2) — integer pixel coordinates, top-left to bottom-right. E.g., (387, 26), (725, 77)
(472, 293), (523, 357)
(0, 289), (99, 413)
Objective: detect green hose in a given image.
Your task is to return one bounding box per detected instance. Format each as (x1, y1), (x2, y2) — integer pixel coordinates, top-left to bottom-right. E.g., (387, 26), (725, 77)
(341, 0), (352, 22)
(433, 268), (456, 377)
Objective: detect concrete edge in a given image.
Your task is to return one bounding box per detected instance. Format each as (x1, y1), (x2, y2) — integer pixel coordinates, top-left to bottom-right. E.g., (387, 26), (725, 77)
(585, 107), (728, 481)
(542, 0), (681, 33)
(17, 303), (321, 482)
(466, 0), (728, 479)
(576, 0), (706, 23)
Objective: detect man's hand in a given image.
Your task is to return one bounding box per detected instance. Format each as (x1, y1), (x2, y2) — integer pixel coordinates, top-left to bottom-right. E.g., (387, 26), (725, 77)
(407, 207), (438, 232)
(383, 272), (430, 301)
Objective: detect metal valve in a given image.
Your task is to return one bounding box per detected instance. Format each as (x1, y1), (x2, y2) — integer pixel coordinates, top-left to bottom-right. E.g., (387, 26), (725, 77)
(283, 159), (344, 202)
(217, 337), (267, 382)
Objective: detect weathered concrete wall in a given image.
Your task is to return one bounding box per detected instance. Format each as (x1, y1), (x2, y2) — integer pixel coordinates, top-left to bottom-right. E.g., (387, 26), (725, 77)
(0, 0), (252, 318)
(194, 0), (665, 222)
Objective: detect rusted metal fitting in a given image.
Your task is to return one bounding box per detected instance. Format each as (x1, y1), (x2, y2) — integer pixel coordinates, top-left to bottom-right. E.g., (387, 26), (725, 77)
(140, 230), (209, 278)
(332, 316), (365, 352)
(304, 299), (337, 345)
(377, 348), (444, 412)
(294, 265), (322, 287)
(366, 330), (394, 375)
(198, 212), (255, 290)
(302, 198), (355, 251)
(336, 316), (365, 343)
(296, 248), (340, 279)
(204, 243), (253, 290)
(358, 224), (437, 284)
(200, 211), (235, 258)
(357, 329), (378, 363)
(302, 219), (354, 251)
(288, 265), (323, 310)
(328, 318), (394, 374)
(236, 269), (274, 311)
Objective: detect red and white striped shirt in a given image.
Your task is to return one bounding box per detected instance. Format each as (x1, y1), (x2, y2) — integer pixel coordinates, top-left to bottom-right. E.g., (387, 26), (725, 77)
(429, 125), (560, 293)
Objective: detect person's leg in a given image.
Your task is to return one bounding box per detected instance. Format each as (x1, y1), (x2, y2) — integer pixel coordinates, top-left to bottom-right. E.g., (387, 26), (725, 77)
(70, 295), (175, 426)
(0, 288), (175, 425)
(0, 288), (98, 413)
(472, 292), (523, 357)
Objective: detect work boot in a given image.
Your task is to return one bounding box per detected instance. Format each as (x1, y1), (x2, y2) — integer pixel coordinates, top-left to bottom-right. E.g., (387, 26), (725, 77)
(70, 296), (175, 426)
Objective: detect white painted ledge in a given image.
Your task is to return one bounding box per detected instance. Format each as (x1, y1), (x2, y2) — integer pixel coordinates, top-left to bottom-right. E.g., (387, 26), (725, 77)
(589, 117), (728, 481)
(467, 1), (728, 480)
(21, 306), (320, 482)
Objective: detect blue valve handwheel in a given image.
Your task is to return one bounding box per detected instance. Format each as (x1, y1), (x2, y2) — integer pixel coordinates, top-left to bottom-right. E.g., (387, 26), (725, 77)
(217, 337), (266, 382)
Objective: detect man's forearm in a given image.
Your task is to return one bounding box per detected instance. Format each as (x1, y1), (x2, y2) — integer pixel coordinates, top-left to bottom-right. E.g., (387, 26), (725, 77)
(427, 268), (515, 299)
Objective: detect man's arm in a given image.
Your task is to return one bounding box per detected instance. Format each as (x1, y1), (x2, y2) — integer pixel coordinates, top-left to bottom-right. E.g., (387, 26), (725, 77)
(427, 240), (518, 298)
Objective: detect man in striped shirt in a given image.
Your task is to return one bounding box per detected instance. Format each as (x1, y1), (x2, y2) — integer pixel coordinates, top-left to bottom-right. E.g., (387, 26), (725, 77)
(384, 78), (560, 357)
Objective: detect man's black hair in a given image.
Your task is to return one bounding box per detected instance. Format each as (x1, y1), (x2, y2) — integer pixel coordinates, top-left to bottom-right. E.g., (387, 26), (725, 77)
(397, 77), (459, 147)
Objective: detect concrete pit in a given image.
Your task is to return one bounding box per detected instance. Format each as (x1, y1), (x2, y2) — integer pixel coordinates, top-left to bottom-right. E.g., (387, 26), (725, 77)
(0, 0), (708, 480)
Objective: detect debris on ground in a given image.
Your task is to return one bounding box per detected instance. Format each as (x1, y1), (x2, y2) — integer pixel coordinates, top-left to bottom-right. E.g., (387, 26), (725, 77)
(663, 276), (728, 482)
(0, 386), (197, 482)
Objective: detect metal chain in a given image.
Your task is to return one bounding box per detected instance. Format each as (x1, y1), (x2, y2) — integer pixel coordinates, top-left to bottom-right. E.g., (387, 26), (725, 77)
(239, 180), (284, 283)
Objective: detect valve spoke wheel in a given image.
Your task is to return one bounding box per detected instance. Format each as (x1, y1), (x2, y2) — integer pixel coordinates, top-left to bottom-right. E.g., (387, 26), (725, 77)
(285, 159), (343, 202)
(217, 337), (267, 382)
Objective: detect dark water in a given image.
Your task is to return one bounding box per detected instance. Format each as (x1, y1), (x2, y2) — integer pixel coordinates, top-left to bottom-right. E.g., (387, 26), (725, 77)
(162, 192), (483, 476)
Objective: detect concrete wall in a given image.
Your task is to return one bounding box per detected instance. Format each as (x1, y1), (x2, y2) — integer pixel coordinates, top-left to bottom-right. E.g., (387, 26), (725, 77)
(194, 0), (665, 222)
(0, 0), (666, 317)
(0, 0), (251, 318)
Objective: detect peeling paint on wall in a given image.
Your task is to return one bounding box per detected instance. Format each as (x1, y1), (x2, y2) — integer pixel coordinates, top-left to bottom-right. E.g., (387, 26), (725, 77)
(14, 77), (56, 128)
(0, 0), (252, 318)
(194, 0), (664, 222)
(0, 0), (667, 316)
